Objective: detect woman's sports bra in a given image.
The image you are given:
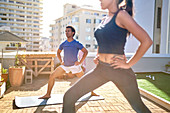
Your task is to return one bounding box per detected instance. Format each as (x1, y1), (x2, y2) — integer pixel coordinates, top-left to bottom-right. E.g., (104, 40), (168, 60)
(94, 10), (128, 55)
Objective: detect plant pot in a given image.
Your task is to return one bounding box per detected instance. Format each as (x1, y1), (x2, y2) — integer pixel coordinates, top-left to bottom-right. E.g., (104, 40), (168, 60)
(1, 73), (8, 83)
(9, 66), (25, 87)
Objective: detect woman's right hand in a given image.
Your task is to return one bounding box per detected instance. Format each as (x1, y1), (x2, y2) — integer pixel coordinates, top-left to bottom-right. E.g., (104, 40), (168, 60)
(93, 55), (99, 64)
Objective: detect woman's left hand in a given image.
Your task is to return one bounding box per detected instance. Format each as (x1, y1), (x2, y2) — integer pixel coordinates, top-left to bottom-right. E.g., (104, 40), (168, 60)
(110, 58), (131, 69)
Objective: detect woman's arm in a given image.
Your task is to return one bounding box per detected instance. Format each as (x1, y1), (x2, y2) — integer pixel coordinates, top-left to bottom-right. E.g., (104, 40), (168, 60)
(112, 10), (153, 69)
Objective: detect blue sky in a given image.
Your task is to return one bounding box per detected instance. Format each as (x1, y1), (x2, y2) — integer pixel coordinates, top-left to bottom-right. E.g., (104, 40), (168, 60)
(42, 0), (101, 38)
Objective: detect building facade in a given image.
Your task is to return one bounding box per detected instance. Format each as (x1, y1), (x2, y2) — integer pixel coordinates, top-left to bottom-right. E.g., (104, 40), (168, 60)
(41, 37), (51, 52)
(50, 4), (107, 52)
(125, 0), (170, 54)
(0, 0), (43, 51)
(50, 1), (170, 54)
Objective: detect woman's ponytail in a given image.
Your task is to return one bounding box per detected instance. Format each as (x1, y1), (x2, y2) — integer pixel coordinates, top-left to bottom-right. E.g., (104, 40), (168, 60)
(119, 0), (134, 17)
(125, 0), (133, 17)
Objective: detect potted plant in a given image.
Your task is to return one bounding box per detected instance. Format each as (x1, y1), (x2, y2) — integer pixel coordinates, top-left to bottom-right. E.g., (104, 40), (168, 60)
(8, 44), (25, 87)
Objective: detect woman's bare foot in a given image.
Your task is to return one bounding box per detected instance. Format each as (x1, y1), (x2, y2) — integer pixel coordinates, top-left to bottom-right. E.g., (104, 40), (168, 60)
(38, 94), (51, 99)
(91, 91), (99, 96)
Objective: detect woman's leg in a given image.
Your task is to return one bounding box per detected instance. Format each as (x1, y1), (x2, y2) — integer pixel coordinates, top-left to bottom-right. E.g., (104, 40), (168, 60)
(112, 69), (151, 113)
(62, 65), (108, 113)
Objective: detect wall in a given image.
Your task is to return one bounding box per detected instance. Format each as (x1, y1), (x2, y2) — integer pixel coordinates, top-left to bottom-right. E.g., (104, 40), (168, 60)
(1, 52), (170, 73)
(85, 53), (170, 73)
(160, 0), (170, 54)
(125, 0), (155, 54)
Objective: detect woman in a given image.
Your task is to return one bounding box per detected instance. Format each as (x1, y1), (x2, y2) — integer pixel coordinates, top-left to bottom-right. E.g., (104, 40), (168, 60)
(62, 0), (152, 113)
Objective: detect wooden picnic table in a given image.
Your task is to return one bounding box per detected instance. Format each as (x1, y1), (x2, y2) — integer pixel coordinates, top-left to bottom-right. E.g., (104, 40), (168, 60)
(18, 54), (56, 77)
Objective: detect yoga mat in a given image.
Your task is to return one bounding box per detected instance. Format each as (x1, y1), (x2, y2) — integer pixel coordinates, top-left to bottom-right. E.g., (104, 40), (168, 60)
(15, 92), (104, 108)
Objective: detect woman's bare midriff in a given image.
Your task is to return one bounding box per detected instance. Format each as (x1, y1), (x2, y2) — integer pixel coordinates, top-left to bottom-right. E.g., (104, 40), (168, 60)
(98, 53), (126, 64)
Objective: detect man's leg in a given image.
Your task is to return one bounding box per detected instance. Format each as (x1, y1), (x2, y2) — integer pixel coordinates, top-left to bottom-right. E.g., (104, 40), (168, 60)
(39, 66), (66, 99)
(75, 71), (99, 96)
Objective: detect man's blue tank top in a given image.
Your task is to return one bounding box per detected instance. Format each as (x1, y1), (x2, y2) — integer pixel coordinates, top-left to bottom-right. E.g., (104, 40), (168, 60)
(94, 10), (128, 55)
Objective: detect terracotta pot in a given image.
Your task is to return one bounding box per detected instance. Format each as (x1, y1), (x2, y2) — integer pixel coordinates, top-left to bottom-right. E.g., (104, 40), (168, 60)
(9, 67), (25, 87)
(1, 73), (8, 82)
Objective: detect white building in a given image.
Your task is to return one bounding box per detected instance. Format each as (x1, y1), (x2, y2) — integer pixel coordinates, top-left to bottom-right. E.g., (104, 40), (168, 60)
(125, 0), (170, 54)
(50, 4), (107, 52)
(51, 1), (170, 55)
(41, 37), (51, 52)
(0, 0), (43, 52)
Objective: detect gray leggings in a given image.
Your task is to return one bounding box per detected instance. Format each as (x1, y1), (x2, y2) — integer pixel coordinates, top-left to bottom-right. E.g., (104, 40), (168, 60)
(62, 61), (151, 113)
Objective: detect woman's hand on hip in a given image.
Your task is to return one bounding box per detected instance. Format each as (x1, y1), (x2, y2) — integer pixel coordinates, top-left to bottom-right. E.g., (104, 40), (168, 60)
(110, 58), (131, 69)
(93, 55), (99, 65)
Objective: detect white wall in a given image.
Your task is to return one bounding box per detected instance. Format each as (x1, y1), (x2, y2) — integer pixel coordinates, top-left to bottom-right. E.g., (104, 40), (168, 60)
(160, 0), (170, 54)
(125, 0), (155, 54)
(85, 53), (170, 73)
(1, 52), (170, 73)
(0, 42), (8, 51)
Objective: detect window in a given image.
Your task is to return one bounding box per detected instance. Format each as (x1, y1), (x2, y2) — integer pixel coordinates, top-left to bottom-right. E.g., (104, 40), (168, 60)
(75, 35), (79, 39)
(33, 4), (38, 6)
(86, 19), (91, 23)
(2, 0), (7, 1)
(0, 8), (6, 11)
(72, 5), (76, 8)
(34, 12), (38, 15)
(84, 11), (90, 15)
(9, 19), (14, 21)
(94, 19), (101, 24)
(33, 25), (39, 28)
(72, 17), (79, 23)
(0, 4), (6, 7)
(0, 13), (6, 16)
(26, 20), (32, 23)
(93, 44), (98, 49)
(27, 12), (32, 14)
(34, 21), (39, 23)
(16, 19), (24, 22)
(85, 36), (91, 41)
(0, 23), (7, 26)
(26, 3), (32, 5)
(16, 2), (24, 5)
(9, 14), (14, 16)
(27, 16), (32, 18)
(86, 27), (91, 32)
(157, 7), (161, 28)
(9, 0), (14, 3)
(156, 44), (160, 53)
(94, 13), (99, 16)
(1, 18), (7, 20)
(86, 44), (91, 48)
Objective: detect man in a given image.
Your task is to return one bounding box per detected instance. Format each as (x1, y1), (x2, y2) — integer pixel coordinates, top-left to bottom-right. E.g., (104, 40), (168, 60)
(39, 26), (97, 99)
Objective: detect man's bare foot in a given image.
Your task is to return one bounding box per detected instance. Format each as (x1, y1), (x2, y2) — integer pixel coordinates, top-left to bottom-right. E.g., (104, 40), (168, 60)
(91, 92), (99, 96)
(38, 94), (51, 99)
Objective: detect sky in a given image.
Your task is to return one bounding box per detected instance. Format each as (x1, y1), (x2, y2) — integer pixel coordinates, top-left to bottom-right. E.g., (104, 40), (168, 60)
(42, 0), (102, 38)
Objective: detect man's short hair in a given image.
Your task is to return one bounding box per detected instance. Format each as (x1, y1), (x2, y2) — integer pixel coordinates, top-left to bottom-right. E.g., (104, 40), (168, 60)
(66, 26), (76, 37)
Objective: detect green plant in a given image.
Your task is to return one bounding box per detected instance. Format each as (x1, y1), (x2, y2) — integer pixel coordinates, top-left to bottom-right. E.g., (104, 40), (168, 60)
(14, 43), (20, 67)
(2, 68), (8, 74)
